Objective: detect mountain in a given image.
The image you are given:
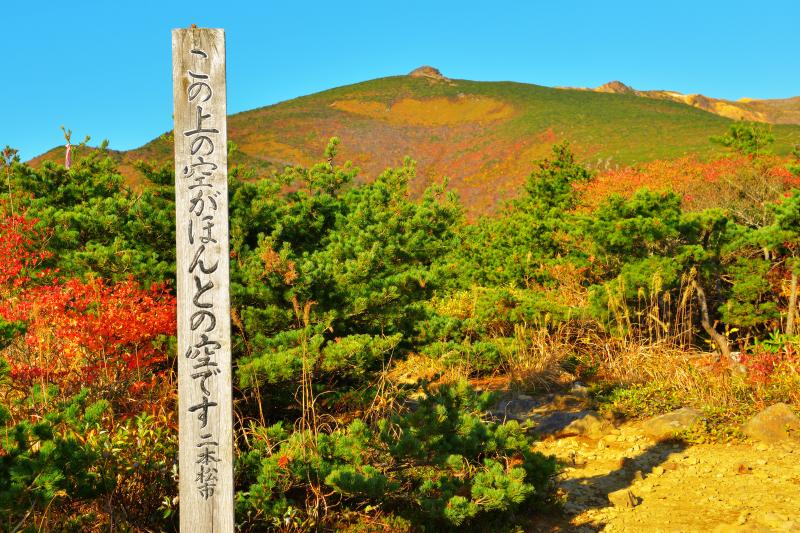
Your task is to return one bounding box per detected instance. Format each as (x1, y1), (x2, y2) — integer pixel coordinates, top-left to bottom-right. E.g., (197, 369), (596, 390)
(31, 68), (800, 215)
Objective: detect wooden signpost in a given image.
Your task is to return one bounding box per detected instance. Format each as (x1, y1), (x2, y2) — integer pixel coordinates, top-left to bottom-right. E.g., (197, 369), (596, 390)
(172, 27), (234, 532)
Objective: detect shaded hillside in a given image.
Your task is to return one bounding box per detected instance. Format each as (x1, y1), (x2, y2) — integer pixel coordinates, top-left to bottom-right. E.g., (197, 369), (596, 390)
(31, 70), (800, 215)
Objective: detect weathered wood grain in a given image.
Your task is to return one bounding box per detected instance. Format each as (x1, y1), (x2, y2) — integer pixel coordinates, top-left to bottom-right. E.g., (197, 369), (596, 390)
(172, 27), (233, 533)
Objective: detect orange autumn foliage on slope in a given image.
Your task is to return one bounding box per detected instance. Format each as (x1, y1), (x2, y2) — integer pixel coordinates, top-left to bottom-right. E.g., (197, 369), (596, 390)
(582, 155), (800, 211)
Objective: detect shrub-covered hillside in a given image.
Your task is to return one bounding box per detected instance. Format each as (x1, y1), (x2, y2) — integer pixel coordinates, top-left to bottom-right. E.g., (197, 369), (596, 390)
(2, 126), (800, 530)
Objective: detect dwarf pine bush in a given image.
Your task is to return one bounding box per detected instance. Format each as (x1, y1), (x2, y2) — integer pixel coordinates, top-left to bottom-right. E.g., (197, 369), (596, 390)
(237, 381), (557, 530)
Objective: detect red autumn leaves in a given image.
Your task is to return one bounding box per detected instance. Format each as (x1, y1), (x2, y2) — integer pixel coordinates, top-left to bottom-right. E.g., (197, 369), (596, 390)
(0, 212), (52, 290)
(0, 207), (176, 405)
(1, 278), (175, 383)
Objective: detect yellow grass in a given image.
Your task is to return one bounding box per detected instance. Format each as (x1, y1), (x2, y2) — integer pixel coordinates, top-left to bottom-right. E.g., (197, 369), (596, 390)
(238, 133), (311, 165)
(710, 101), (765, 122)
(331, 96), (515, 126)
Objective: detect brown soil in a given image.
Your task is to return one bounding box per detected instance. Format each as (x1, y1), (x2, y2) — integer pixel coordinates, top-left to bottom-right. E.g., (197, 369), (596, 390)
(528, 420), (800, 532)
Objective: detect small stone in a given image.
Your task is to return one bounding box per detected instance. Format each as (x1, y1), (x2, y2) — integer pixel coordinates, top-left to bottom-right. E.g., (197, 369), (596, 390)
(608, 488), (639, 508)
(755, 443), (769, 452)
(570, 381), (590, 397)
(756, 459), (768, 466)
(652, 466), (665, 476)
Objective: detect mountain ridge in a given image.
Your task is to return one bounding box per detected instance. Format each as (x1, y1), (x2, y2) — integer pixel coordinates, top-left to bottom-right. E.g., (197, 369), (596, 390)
(569, 79), (800, 124)
(29, 68), (800, 215)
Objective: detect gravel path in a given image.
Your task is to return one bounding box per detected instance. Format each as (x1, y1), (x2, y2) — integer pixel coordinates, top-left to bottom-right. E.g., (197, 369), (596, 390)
(531, 423), (800, 532)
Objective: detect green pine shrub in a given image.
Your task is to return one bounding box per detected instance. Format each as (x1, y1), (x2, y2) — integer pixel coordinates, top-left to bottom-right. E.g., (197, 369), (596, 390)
(0, 381), (112, 530)
(237, 381), (557, 530)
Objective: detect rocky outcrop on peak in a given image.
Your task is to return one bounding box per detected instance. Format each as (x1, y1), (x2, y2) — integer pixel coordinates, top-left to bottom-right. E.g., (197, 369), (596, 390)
(596, 80), (635, 94)
(408, 65), (448, 81)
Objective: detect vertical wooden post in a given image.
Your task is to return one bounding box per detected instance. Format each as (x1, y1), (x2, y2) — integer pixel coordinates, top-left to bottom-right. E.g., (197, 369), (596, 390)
(172, 27), (234, 532)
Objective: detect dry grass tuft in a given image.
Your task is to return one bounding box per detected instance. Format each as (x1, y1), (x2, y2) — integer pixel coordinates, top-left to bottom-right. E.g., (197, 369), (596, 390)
(503, 324), (576, 392)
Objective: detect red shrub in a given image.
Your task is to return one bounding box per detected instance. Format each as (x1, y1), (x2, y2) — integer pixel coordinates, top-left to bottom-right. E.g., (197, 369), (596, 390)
(0, 207), (52, 292)
(1, 277), (175, 395)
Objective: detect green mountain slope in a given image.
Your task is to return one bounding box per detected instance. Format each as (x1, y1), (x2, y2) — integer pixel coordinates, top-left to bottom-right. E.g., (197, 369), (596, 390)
(31, 69), (800, 215)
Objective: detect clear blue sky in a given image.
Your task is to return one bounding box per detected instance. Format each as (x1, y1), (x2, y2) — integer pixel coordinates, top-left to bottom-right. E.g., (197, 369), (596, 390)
(3, 0), (798, 160)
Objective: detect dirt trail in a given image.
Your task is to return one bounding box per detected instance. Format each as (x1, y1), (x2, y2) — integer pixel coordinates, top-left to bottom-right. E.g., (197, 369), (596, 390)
(529, 415), (800, 532)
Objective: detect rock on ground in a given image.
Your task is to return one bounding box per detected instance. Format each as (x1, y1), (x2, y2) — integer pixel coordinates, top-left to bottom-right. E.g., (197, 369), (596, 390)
(555, 411), (614, 439)
(743, 403), (800, 443)
(607, 488), (639, 508)
(639, 407), (702, 440)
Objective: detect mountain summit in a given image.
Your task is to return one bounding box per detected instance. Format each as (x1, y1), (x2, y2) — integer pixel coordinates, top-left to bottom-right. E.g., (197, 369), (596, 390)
(408, 66), (448, 81)
(595, 80), (635, 94)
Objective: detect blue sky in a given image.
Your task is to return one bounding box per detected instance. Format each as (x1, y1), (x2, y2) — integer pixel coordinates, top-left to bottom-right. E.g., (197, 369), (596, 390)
(3, 0), (798, 160)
